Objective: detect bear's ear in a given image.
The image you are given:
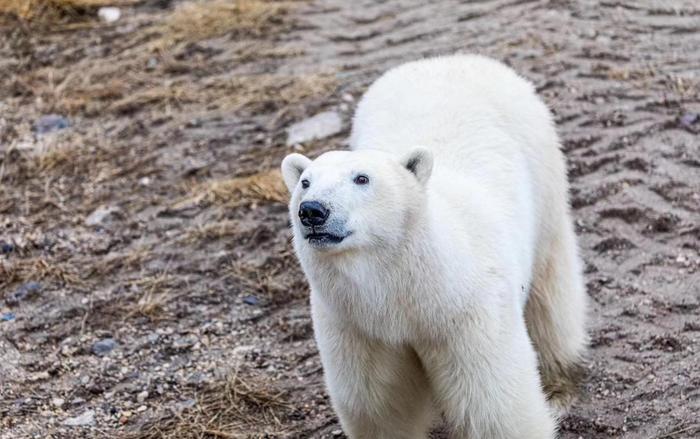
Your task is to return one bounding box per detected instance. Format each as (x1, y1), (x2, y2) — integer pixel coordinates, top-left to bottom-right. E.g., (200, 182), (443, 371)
(401, 147), (433, 185)
(281, 153), (312, 193)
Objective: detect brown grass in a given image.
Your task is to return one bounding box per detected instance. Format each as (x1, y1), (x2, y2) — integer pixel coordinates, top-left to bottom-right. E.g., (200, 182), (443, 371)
(30, 60), (335, 117)
(127, 270), (176, 318)
(0, 257), (81, 292)
(205, 73), (337, 114)
(157, 0), (290, 46)
(183, 220), (243, 244)
(177, 169), (288, 210)
(206, 169), (288, 206)
(0, 0), (139, 21)
(130, 368), (294, 439)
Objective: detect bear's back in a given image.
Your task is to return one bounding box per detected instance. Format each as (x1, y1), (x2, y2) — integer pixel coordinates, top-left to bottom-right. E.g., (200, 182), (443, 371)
(350, 55), (570, 306)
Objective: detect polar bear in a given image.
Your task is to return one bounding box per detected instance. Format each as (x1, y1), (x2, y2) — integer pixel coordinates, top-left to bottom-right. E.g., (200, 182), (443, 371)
(281, 55), (587, 439)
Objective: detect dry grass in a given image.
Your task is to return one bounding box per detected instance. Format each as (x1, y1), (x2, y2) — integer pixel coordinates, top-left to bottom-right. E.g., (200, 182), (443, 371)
(205, 73), (337, 113)
(32, 140), (81, 172)
(157, 0), (290, 46)
(88, 246), (152, 279)
(206, 169), (288, 206)
(127, 270), (176, 318)
(108, 83), (195, 115)
(130, 368), (294, 439)
(183, 219), (243, 244)
(30, 61), (335, 116)
(177, 169), (288, 210)
(0, 257), (81, 292)
(0, 0), (139, 21)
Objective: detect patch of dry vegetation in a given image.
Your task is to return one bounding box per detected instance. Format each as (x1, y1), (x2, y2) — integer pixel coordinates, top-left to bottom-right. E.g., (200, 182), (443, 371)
(28, 61), (335, 117)
(127, 269), (177, 318)
(131, 368), (294, 439)
(183, 219), (243, 244)
(0, 0), (138, 21)
(0, 257), (81, 291)
(178, 169), (288, 210)
(203, 73), (337, 114)
(206, 169), (288, 206)
(157, 0), (290, 47)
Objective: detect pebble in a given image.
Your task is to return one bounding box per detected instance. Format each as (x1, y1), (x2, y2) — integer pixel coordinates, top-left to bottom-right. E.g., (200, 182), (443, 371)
(0, 241), (14, 254)
(98, 7), (121, 23)
(242, 295), (260, 306)
(34, 114), (70, 135)
(171, 335), (197, 352)
(92, 338), (118, 356)
(136, 391), (148, 403)
(85, 205), (118, 226)
(680, 112), (698, 128)
(286, 111), (343, 146)
(1, 312), (15, 322)
(6, 282), (42, 306)
(63, 409), (95, 427)
(52, 398), (65, 408)
(332, 429), (343, 436)
(176, 399), (196, 413)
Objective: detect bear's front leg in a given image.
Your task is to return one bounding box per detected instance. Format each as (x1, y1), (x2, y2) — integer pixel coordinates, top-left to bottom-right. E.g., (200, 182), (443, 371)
(312, 299), (433, 439)
(416, 317), (556, 439)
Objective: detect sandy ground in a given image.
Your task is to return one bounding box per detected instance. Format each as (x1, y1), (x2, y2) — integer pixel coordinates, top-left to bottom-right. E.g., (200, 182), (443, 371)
(1, 0), (699, 438)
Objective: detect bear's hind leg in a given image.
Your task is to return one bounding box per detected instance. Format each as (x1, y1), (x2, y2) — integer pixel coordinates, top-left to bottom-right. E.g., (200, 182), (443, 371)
(526, 220), (588, 411)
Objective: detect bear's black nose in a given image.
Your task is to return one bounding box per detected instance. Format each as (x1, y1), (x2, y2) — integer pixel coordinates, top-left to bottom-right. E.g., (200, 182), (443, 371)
(299, 201), (329, 227)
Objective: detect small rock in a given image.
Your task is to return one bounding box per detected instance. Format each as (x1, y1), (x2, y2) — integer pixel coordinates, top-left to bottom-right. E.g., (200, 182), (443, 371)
(52, 398), (65, 408)
(27, 371), (49, 382)
(98, 7), (121, 23)
(0, 241), (14, 254)
(182, 158), (208, 176)
(34, 114), (70, 135)
(136, 391), (148, 403)
(286, 111), (343, 146)
(680, 112), (698, 128)
(63, 409), (95, 427)
(138, 176), (151, 186)
(242, 295), (259, 306)
(136, 405), (147, 412)
(232, 345), (254, 357)
(171, 335), (196, 352)
(332, 429), (343, 436)
(85, 205), (118, 226)
(92, 338), (118, 356)
(176, 399), (196, 413)
(187, 371), (208, 385)
(6, 282), (42, 306)
(1, 312), (15, 322)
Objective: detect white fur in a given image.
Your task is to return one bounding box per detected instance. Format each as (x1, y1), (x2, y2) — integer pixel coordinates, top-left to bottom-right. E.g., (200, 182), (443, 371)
(281, 55), (587, 438)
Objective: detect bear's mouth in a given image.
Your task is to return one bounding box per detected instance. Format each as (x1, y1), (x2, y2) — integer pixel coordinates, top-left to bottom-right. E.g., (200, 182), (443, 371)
(304, 232), (348, 244)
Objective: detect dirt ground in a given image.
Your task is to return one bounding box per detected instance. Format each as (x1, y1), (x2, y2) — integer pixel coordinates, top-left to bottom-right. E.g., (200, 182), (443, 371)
(1, 0), (699, 438)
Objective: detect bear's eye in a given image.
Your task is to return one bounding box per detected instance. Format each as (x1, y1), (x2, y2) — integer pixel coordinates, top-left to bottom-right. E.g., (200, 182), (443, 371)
(301, 179), (310, 189)
(354, 175), (369, 185)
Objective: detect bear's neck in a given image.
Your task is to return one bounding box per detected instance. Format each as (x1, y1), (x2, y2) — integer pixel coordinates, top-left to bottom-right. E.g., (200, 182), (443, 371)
(307, 200), (458, 300)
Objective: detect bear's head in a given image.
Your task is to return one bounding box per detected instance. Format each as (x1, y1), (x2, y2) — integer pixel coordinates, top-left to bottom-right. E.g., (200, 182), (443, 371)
(281, 148), (433, 255)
